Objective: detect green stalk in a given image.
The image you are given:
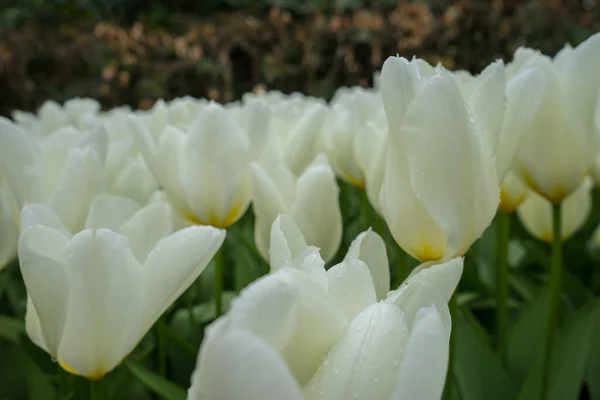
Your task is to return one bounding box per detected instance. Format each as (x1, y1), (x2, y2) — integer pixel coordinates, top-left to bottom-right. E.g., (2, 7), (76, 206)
(443, 292), (458, 400)
(89, 379), (105, 400)
(157, 315), (167, 377)
(496, 211), (510, 368)
(214, 249), (224, 317)
(540, 204), (562, 400)
(396, 248), (407, 285)
(361, 189), (372, 230)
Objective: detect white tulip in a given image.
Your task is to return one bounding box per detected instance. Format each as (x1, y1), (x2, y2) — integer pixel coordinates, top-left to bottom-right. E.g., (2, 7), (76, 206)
(251, 154), (342, 262)
(189, 215), (462, 400)
(511, 34), (600, 203)
(0, 117), (105, 233)
(19, 194), (225, 379)
(12, 98), (101, 136)
(456, 60), (546, 180)
(129, 102), (251, 228)
(322, 87), (383, 188)
(517, 178), (593, 243)
(355, 111), (388, 214)
(379, 56), (499, 262)
(102, 112), (159, 204)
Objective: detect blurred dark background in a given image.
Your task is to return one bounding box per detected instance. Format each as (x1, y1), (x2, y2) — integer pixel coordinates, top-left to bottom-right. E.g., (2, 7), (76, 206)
(0, 0), (598, 116)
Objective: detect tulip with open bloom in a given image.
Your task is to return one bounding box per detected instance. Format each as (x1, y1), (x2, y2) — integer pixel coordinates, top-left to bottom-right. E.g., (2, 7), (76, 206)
(129, 102), (252, 229)
(18, 193), (225, 379)
(251, 154), (342, 262)
(509, 33), (600, 203)
(516, 177), (593, 243)
(189, 215), (462, 400)
(378, 56), (499, 262)
(0, 117), (106, 233)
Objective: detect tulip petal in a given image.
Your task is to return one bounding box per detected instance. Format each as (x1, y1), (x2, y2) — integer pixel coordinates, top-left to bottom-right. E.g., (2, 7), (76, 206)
(269, 214), (308, 272)
(251, 163), (289, 260)
(20, 204), (71, 237)
(25, 298), (49, 353)
(110, 155), (158, 204)
(496, 67), (546, 179)
(229, 272), (300, 349)
(514, 56), (588, 202)
(84, 193), (140, 231)
(344, 229), (390, 300)
(0, 117), (43, 205)
(280, 269), (349, 385)
(290, 246), (328, 290)
(402, 73), (499, 257)
(18, 226), (70, 355)
(291, 155), (342, 262)
(380, 57), (422, 132)
(189, 321), (303, 400)
(143, 226), (226, 330)
(403, 257), (464, 303)
(285, 104), (327, 175)
(119, 202), (173, 264)
(379, 144), (447, 262)
(57, 229), (144, 379)
(392, 306), (450, 400)
(564, 33), (600, 137)
(327, 258), (377, 320)
(129, 118), (189, 211)
(304, 302), (409, 400)
(468, 60), (506, 154)
(40, 127), (81, 192)
(183, 103), (250, 226)
(48, 148), (104, 233)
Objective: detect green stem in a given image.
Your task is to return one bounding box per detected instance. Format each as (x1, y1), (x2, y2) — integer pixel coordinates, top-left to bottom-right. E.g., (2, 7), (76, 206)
(89, 379), (105, 400)
(496, 211), (510, 368)
(443, 292), (458, 400)
(157, 315), (167, 377)
(361, 189), (372, 230)
(214, 249), (223, 317)
(396, 248), (407, 285)
(540, 204), (562, 400)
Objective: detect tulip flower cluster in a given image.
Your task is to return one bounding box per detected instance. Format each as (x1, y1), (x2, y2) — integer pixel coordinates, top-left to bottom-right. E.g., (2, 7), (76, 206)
(0, 32), (599, 400)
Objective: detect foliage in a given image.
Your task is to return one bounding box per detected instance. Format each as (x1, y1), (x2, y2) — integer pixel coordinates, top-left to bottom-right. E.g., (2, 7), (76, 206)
(1, 0), (599, 116)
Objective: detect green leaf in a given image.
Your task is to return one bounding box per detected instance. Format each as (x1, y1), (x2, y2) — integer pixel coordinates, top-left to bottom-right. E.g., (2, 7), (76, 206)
(454, 312), (517, 400)
(0, 315), (24, 343)
(547, 301), (597, 399)
(125, 360), (186, 400)
(585, 301), (600, 400)
(507, 289), (548, 384)
(21, 351), (56, 400)
(170, 292), (236, 338)
(518, 300), (597, 400)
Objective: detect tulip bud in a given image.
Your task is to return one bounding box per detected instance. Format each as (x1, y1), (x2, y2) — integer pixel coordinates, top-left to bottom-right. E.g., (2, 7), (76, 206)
(379, 56), (499, 262)
(512, 34), (600, 203)
(130, 102), (251, 229)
